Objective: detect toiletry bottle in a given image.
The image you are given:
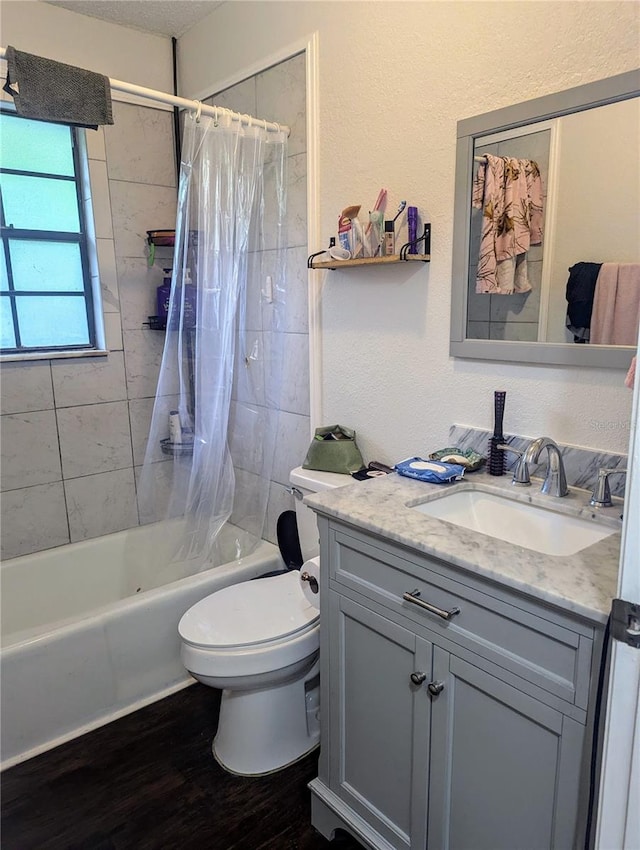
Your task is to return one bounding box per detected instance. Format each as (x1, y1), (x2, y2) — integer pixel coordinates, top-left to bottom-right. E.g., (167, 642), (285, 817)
(182, 268), (197, 329)
(156, 269), (172, 324)
(384, 221), (395, 256)
(407, 207), (418, 254)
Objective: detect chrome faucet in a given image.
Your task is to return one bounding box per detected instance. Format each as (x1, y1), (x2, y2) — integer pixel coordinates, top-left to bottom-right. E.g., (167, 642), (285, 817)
(502, 437), (568, 497)
(589, 467), (627, 508)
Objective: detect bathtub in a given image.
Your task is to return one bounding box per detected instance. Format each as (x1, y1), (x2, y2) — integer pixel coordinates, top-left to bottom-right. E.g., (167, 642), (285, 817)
(0, 521), (282, 769)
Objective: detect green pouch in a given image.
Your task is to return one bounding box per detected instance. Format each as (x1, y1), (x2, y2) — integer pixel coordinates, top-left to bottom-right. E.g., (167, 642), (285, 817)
(302, 425), (364, 474)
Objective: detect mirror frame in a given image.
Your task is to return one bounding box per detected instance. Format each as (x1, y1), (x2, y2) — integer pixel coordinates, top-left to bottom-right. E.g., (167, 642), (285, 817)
(450, 69), (640, 368)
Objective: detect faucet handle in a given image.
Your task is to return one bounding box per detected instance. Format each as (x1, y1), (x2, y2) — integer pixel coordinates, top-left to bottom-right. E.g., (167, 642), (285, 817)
(497, 444), (530, 486)
(590, 468), (627, 508)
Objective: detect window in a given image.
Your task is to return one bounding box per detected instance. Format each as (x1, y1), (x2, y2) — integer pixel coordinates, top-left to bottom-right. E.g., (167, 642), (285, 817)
(0, 110), (97, 354)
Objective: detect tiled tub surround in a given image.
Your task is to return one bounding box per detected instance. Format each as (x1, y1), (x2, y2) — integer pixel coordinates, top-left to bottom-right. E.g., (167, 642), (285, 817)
(0, 101), (178, 560)
(0, 54), (310, 560)
(306, 470), (621, 624)
(449, 424), (628, 498)
(0, 520), (281, 769)
(205, 52), (311, 548)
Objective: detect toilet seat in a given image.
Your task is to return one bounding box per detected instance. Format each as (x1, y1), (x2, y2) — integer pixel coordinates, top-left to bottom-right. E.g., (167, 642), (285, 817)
(178, 570), (318, 651)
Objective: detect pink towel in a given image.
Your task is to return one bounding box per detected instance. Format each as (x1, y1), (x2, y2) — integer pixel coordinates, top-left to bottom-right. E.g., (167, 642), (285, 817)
(473, 155), (543, 294)
(590, 263), (640, 346)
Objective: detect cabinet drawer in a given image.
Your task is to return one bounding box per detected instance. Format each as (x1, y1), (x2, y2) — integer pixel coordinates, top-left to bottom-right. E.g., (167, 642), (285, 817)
(329, 527), (593, 708)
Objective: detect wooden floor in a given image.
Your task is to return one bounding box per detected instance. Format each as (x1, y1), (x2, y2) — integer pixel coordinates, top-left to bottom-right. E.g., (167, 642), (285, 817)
(1, 684), (363, 850)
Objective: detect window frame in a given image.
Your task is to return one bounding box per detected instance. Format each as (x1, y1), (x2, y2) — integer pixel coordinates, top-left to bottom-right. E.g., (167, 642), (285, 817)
(0, 108), (99, 356)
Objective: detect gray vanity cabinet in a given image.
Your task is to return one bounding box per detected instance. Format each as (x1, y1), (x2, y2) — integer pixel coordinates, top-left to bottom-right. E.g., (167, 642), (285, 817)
(310, 518), (598, 850)
(427, 646), (585, 850)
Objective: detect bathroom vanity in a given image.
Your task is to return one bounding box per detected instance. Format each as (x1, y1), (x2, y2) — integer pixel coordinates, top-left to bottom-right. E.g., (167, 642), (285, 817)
(306, 473), (621, 850)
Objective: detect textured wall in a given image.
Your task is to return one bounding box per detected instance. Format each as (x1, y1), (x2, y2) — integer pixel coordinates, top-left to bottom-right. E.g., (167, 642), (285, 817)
(179, 1), (639, 467)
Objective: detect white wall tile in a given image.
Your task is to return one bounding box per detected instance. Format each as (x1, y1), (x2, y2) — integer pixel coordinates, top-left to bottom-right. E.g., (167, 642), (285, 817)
(97, 238), (120, 313)
(228, 401), (277, 476)
(265, 331), (309, 415)
(0, 361), (54, 414)
(263, 480), (296, 547)
(57, 400), (133, 479)
(110, 182), (177, 259)
(85, 126), (106, 161)
(129, 394), (180, 465)
(286, 152), (307, 249)
(205, 76), (257, 118)
(262, 246), (309, 333)
(233, 331), (266, 407)
(51, 351), (127, 408)
(117, 256), (165, 331)
(104, 102), (176, 187)
(123, 328), (175, 399)
(88, 159), (114, 239)
(272, 410), (311, 485)
(104, 313), (124, 351)
(257, 52), (306, 157)
(0, 482), (69, 559)
(0, 411), (61, 491)
(135, 461), (184, 525)
(65, 468), (138, 542)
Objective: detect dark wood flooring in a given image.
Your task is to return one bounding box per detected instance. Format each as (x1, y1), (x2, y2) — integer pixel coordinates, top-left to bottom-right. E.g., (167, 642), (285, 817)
(1, 683), (363, 850)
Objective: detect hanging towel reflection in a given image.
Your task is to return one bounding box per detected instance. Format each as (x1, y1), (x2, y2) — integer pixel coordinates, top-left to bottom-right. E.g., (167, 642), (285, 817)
(590, 263), (640, 346)
(472, 154), (543, 295)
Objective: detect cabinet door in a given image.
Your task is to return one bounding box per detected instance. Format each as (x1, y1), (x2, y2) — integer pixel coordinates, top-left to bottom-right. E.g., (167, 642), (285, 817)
(428, 646), (585, 850)
(328, 592), (432, 850)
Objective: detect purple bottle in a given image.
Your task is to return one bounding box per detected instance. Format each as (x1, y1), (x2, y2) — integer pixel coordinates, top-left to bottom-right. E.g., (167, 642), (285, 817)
(407, 207), (418, 254)
(156, 269), (173, 324)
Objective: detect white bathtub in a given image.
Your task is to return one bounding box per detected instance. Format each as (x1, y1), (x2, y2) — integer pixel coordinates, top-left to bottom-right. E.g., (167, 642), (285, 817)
(0, 521), (282, 769)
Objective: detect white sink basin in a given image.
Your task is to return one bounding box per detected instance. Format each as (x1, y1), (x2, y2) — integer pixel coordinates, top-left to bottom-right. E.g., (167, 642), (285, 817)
(412, 489), (615, 556)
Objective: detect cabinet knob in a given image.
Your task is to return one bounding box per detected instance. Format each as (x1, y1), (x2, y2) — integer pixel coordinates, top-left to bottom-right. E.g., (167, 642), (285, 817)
(410, 671), (427, 685)
(427, 681), (445, 696)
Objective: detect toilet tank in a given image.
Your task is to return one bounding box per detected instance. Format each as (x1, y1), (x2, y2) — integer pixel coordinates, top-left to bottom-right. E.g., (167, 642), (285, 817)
(289, 466), (353, 562)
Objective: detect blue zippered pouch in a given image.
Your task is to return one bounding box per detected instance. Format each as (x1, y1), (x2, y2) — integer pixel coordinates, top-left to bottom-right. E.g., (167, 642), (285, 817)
(394, 457), (465, 484)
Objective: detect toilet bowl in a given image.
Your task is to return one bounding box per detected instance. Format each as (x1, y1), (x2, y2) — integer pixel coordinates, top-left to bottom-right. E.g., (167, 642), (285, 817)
(178, 466), (351, 776)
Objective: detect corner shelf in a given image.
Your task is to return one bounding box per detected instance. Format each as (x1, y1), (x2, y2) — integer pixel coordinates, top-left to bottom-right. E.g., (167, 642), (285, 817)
(309, 253), (430, 270)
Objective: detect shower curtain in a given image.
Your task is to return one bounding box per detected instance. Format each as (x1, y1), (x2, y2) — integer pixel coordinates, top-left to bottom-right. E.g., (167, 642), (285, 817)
(135, 109), (288, 575)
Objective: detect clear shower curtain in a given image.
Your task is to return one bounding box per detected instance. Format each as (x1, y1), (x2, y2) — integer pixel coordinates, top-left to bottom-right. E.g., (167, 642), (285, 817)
(135, 110), (288, 579)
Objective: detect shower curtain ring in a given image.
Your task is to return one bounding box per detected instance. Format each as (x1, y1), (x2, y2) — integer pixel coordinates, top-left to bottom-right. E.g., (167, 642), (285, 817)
(195, 101), (202, 123)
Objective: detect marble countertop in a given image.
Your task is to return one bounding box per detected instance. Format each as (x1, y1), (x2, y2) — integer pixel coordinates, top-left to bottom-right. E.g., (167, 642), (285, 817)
(306, 471), (623, 625)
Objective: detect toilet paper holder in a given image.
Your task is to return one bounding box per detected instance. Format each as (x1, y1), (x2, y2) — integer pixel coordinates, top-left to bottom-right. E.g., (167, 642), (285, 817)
(301, 571), (319, 594)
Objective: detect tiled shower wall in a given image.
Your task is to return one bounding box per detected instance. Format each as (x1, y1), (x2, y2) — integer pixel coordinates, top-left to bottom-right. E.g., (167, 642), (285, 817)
(1, 53), (309, 559)
(204, 53), (310, 548)
(0, 101), (178, 559)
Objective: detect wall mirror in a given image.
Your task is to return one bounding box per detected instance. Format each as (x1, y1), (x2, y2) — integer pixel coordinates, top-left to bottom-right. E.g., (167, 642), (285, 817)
(450, 70), (640, 368)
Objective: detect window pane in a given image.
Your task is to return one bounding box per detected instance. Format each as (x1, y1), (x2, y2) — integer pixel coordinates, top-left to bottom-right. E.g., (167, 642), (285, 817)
(1, 251), (8, 290)
(16, 295), (89, 347)
(9, 240), (85, 292)
(1, 173), (80, 232)
(0, 113), (75, 176)
(0, 296), (16, 348)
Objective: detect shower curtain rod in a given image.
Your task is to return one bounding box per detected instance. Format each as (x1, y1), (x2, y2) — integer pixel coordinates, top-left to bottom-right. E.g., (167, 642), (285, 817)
(0, 46), (289, 135)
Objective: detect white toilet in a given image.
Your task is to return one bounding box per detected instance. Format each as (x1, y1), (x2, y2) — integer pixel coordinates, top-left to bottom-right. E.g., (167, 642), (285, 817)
(178, 466), (351, 776)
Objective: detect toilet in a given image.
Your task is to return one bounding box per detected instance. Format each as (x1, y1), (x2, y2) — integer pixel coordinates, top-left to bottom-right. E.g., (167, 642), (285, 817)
(178, 466), (351, 776)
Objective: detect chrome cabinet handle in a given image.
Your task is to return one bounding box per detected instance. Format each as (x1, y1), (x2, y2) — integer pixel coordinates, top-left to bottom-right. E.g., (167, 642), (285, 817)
(428, 681), (445, 696)
(402, 589), (461, 621)
(410, 671), (427, 685)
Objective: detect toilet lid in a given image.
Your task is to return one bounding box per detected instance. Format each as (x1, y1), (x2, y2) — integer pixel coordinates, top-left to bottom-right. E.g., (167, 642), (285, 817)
(178, 570), (318, 649)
